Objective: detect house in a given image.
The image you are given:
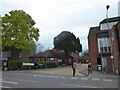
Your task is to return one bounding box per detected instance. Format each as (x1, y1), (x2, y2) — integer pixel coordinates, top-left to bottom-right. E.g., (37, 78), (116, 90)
(71, 52), (80, 63)
(81, 55), (90, 63)
(29, 50), (73, 65)
(109, 22), (120, 74)
(52, 48), (80, 63)
(88, 16), (120, 74)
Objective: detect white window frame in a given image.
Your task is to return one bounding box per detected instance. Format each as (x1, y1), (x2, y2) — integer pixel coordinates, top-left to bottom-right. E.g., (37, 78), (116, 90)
(97, 38), (111, 53)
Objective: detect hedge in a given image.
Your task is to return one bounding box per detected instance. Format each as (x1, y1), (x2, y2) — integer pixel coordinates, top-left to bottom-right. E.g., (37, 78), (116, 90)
(36, 61), (58, 68)
(7, 60), (58, 70)
(7, 60), (33, 70)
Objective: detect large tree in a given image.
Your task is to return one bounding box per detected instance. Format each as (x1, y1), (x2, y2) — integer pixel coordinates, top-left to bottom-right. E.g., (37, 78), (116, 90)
(2, 10), (39, 59)
(54, 31), (82, 65)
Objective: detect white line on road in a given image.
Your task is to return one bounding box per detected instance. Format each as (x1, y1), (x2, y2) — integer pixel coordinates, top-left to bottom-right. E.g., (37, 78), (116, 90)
(33, 74), (61, 79)
(80, 78), (88, 80)
(61, 77), (68, 79)
(60, 84), (99, 88)
(53, 76), (60, 78)
(70, 77), (79, 79)
(19, 79), (38, 83)
(1, 81), (18, 84)
(0, 86), (11, 88)
(103, 79), (112, 81)
(91, 78), (100, 80)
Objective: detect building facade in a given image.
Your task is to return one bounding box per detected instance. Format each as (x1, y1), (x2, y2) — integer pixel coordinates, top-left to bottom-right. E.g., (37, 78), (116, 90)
(88, 17), (120, 74)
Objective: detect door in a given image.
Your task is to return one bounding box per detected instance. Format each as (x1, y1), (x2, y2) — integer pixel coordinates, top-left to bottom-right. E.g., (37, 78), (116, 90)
(102, 57), (107, 72)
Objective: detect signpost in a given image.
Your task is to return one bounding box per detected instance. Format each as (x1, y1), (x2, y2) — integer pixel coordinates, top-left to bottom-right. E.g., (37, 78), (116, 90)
(22, 63), (34, 66)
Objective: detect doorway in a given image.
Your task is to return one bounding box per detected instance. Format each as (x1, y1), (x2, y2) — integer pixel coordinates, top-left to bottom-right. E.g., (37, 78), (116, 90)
(101, 57), (107, 72)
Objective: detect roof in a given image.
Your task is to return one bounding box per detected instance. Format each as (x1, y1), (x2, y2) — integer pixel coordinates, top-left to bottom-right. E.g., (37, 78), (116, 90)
(30, 50), (73, 59)
(88, 26), (99, 38)
(100, 16), (120, 23)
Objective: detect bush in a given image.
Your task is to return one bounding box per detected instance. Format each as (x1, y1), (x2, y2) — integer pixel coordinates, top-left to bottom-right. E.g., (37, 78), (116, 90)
(7, 60), (33, 70)
(7, 60), (58, 70)
(37, 61), (58, 68)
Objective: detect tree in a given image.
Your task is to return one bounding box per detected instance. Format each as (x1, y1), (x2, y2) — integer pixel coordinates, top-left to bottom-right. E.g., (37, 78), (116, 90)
(53, 31), (82, 65)
(81, 50), (89, 56)
(80, 50), (89, 63)
(2, 10), (39, 59)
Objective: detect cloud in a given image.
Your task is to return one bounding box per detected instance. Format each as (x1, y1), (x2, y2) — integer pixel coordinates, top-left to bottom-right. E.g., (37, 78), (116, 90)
(1, 0), (119, 51)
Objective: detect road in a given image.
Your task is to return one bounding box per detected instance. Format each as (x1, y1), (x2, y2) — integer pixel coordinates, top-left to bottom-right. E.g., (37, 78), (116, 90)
(1, 71), (118, 89)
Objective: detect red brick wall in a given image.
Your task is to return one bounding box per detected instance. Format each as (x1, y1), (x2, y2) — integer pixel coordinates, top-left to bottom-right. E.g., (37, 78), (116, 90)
(117, 23), (120, 74)
(71, 52), (80, 63)
(110, 23), (120, 74)
(88, 37), (99, 70)
(106, 56), (113, 73)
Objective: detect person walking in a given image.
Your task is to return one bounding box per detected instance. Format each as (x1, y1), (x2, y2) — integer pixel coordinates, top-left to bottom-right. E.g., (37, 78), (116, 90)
(72, 60), (76, 76)
(88, 62), (92, 76)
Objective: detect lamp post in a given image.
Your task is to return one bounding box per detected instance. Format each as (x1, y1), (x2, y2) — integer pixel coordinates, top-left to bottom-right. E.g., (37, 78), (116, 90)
(106, 5), (110, 30)
(106, 5), (115, 74)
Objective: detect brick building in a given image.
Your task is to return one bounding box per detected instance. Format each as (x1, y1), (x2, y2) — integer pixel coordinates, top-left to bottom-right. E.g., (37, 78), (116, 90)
(88, 16), (120, 74)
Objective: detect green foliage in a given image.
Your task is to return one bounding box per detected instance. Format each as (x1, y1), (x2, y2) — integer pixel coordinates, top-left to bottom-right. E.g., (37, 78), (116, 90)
(37, 61), (58, 68)
(2, 10), (39, 52)
(80, 50), (89, 63)
(7, 60), (58, 70)
(7, 60), (19, 68)
(53, 31), (82, 65)
(81, 50), (89, 57)
(7, 60), (30, 68)
(54, 31), (82, 53)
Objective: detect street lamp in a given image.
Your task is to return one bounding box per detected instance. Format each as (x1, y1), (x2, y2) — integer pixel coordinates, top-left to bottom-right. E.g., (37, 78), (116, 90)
(106, 5), (110, 29)
(106, 5), (115, 74)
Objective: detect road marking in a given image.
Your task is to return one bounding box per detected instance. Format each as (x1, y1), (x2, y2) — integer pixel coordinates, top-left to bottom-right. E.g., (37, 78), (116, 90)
(61, 77), (68, 79)
(33, 74), (61, 79)
(38, 75), (46, 77)
(60, 84), (99, 88)
(0, 86), (11, 88)
(1, 81), (18, 84)
(81, 86), (98, 88)
(80, 78), (88, 80)
(33, 74), (47, 77)
(53, 76), (60, 78)
(103, 79), (112, 81)
(19, 79), (38, 83)
(33, 75), (38, 76)
(70, 77), (78, 79)
(48, 76), (53, 78)
(60, 84), (73, 87)
(91, 78), (100, 80)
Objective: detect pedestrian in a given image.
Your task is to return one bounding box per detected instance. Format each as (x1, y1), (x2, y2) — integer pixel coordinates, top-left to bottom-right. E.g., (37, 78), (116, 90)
(88, 62), (92, 76)
(72, 60), (76, 76)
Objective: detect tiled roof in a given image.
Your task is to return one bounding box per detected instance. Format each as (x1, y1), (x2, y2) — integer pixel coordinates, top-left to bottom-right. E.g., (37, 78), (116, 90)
(30, 50), (73, 58)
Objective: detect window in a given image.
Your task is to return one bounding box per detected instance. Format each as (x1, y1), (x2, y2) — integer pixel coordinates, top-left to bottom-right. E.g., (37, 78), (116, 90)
(100, 21), (118, 30)
(98, 38), (111, 53)
(111, 32), (114, 41)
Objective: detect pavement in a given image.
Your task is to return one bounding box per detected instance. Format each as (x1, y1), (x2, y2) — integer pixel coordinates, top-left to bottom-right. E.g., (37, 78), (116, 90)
(24, 63), (119, 80)
(79, 69), (119, 80)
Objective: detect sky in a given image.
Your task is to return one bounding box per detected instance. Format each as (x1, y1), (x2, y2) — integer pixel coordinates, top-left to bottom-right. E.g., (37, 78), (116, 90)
(1, 0), (119, 52)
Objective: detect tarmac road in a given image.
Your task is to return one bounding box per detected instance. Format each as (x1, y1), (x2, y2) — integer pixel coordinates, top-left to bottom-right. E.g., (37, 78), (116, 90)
(1, 64), (119, 89)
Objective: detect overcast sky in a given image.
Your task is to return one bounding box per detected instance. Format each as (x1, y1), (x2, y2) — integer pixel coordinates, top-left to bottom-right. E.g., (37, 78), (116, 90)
(1, 0), (119, 52)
